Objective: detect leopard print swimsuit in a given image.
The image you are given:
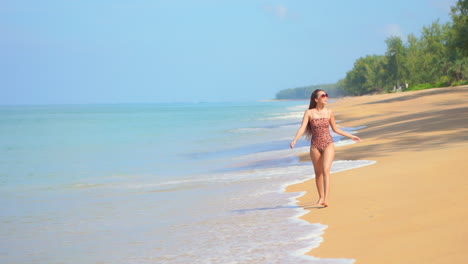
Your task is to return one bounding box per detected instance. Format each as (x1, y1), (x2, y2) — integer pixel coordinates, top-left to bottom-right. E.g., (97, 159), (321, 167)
(310, 116), (334, 152)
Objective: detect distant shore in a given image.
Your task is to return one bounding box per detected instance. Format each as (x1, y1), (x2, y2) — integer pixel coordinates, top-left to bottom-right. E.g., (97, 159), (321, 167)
(258, 99), (309, 102)
(286, 86), (468, 263)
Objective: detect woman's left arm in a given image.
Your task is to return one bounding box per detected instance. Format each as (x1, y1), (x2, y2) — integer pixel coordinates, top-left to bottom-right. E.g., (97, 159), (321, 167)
(329, 109), (361, 142)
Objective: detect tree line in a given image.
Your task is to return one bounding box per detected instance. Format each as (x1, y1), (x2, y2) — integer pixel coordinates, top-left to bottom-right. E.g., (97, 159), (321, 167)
(276, 0), (467, 99)
(275, 83), (345, 100)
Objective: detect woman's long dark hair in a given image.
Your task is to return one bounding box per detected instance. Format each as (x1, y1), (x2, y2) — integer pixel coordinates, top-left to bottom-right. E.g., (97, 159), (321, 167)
(304, 89), (324, 140)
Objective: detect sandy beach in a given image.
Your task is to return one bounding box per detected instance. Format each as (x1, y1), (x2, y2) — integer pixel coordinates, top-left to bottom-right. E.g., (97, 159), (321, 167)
(286, 86), (468, 263)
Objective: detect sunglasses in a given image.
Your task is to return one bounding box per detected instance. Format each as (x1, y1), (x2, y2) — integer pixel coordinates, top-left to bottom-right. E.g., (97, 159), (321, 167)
(318, 93), (329, 98)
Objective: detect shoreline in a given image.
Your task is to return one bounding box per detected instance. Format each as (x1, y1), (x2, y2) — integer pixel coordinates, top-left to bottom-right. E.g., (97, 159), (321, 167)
(286, 86), (468, 263)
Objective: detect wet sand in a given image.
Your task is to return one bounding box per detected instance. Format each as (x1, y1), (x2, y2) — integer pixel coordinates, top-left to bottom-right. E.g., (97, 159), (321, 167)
(286, 86), (468, 263)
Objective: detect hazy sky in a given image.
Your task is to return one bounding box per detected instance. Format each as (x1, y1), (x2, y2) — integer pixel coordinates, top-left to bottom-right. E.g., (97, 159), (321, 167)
(1, 0), (456, 105)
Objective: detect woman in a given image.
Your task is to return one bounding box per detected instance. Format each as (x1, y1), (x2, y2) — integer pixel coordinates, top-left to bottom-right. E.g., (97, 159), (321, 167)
(290, 89), (361, 207)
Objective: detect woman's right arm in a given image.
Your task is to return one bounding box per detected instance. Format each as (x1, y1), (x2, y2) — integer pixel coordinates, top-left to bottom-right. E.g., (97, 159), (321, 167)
(290, 110), (310, 149)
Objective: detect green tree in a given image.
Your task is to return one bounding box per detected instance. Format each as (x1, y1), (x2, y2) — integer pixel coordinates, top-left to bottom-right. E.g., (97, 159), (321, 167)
(385, 36), (408, 91)
(451, 0), (468, 56)
(416, 21), (451, 83)
(449, 56), (468, 81)
(405, 34), (424, 85)
(343, 55), (386, 95)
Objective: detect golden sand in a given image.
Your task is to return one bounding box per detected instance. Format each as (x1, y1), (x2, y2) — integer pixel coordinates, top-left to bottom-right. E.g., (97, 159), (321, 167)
(286, 86), (468, 264)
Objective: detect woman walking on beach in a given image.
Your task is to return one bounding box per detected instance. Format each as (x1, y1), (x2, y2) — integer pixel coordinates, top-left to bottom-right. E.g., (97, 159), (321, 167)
(290, 89), (361, 207)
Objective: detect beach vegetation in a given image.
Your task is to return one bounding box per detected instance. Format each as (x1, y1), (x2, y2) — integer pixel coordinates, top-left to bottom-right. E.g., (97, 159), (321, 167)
(405, 83), (434, 91)
(450, 0), (468, 57)
(452, 79), (468, 86)
(342, 19), (466, 95)
(341, 0), (468, 95)
(277, 0), (467, 98)
(340, 55), (388, 95)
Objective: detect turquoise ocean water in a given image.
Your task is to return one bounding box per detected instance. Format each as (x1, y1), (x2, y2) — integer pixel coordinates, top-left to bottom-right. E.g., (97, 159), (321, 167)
(0, 101), (374, 263)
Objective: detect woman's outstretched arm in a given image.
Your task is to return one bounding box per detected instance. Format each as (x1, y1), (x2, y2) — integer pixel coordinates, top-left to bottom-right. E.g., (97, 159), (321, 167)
(290, 110), (310, 149)
(329, 109), (361, 142)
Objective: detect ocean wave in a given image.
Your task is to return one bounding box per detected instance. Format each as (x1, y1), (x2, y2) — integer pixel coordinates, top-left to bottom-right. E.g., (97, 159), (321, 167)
(227, 127), (269, 133)
(227, 123), (299, 134)
(287, 105), (308, 111)
(258, 112), (304, 120)
(80, 160), (376, 193)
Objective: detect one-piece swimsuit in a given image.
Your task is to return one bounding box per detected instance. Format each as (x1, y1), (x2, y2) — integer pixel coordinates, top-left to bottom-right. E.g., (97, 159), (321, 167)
(310, 112), (334, 152)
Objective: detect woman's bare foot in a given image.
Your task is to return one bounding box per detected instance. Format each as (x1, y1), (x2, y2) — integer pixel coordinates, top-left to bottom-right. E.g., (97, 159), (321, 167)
(315, 199), (324, 206)
(320, 201), (329, 207)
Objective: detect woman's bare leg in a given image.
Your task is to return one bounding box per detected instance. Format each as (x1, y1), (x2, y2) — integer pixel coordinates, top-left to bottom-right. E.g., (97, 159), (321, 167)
(310, 147), (324, 205)
(321, 144), (335, 207)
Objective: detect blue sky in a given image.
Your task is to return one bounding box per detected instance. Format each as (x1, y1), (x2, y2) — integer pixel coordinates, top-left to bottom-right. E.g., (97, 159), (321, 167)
(1, 0), (456, 104)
